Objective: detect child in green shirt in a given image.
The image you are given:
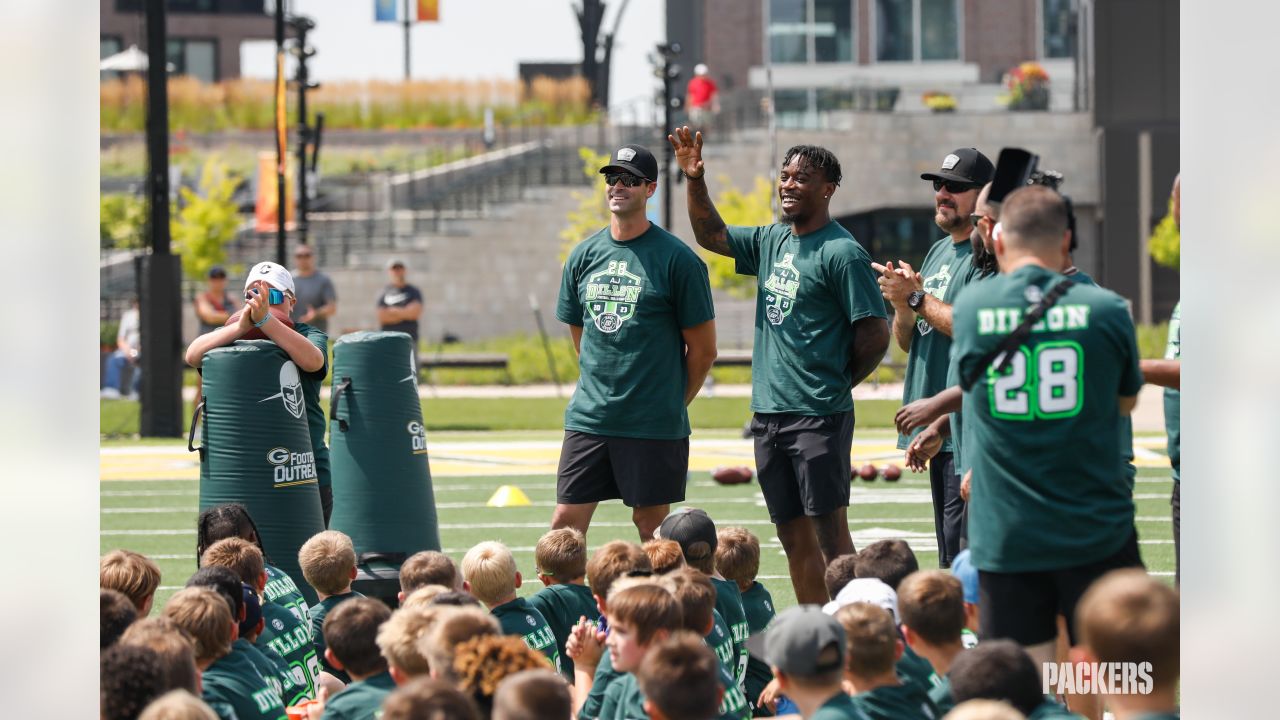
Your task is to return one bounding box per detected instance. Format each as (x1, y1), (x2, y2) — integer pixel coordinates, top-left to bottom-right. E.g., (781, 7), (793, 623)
(298, 530), (364, 686)
(834, 603), (940, 720)
(462, 540), (561, 673)
(315, 598), (397, 720)
(528, 528), (601, 680)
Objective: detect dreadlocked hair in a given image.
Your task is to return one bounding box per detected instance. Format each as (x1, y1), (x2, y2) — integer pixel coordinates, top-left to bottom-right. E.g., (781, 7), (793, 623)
(196, 503), (269, 567)
(782, 145), (842, 186)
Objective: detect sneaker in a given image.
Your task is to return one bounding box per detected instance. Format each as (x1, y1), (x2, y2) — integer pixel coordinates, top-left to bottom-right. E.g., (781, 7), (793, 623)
(100, 388), (121, 399)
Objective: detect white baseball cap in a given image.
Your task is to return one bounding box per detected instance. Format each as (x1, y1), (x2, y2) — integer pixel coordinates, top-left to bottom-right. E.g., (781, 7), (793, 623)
(822, 577), (900, 624)
(695, 63), (709, 76)
(245, 261), (295, 294)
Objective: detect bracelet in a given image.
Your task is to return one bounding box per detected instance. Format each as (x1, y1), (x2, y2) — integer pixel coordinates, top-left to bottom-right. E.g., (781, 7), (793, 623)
(253, 312), (272, 328)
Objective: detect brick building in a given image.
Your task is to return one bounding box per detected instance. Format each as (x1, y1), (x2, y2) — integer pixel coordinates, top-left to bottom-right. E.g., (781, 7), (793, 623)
(100, 0), (276, 82)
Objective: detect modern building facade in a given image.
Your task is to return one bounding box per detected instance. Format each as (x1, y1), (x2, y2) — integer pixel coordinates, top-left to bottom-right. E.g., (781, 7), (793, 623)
(100, 0), (276, 82)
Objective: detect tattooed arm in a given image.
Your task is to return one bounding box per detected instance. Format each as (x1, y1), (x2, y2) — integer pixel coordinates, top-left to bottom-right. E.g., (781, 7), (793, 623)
(669, 125), (732, 257)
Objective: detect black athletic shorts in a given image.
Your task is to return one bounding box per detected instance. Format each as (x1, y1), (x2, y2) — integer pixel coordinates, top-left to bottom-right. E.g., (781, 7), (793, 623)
(978, 528), (1144, 646)
(749, 411), (855, 525)
(556, 430), (689, 508)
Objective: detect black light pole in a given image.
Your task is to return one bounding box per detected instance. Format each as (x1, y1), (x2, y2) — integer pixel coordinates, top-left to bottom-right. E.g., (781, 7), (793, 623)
(656, 43), (682, 231)
(139, 0), (183, 437)
(403, 0), (411, 79)
(274, 0), (288, 265)
(290, 15), (318, 247)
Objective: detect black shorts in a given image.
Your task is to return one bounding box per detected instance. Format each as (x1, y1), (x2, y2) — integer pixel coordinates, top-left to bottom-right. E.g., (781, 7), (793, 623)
(978, 528), (1144, 646)
(556, 431), (688, 508)
(749, 411), (855, 525)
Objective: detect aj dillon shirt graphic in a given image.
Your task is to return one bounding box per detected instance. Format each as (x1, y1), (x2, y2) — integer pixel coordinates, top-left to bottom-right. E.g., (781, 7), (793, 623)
(557, 224), (715, 440)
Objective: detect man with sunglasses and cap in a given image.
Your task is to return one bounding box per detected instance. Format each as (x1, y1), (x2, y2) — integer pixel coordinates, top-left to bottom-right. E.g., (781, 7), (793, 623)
(552, 143), (717, 543)
(184, 261), (335, 525)
(290, 244), (337, 334)
(873, 148), (994, 570)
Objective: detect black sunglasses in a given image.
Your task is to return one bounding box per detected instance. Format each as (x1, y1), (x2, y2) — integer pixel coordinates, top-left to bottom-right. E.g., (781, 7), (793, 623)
(933, 179), (977, 194)
(605, 173), (648, 188)
(970, 213), (993, 226)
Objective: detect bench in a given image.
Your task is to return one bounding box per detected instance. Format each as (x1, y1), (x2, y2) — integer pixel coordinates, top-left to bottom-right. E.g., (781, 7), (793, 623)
(417, 352), (512, 383)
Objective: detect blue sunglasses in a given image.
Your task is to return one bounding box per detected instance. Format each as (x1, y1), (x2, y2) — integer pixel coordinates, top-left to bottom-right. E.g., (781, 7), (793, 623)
(247, 287), (286, 305)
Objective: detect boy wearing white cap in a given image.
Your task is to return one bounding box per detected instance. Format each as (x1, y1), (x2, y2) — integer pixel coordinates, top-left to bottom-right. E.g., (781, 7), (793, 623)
(185, 261), (334, 523)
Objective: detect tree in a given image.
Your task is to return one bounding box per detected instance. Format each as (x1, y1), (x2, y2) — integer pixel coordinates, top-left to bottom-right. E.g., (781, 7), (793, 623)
(574, 0), (630, 108)
(1148, 196), (1179, 269)
(559, 147), (613, 259)
(171, 157), (242, 280)
(705, 175), (774, 297)
(100, 193), (148, 250)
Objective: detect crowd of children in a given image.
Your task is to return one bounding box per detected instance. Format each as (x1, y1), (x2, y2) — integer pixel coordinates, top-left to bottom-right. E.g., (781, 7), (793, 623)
(101, 502), (1178, 720)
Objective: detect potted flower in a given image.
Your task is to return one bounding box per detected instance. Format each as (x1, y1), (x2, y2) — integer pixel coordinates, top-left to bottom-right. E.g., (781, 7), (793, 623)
(1001, 62), (1050, 111)
(922, 91), (957, 113)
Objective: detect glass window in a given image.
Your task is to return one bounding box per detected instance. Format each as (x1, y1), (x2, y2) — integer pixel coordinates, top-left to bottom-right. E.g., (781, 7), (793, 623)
(770, 0), (810, 64)
(101, 36), (123, 82)
(185, 40), (217, 82)
(813, 0), (853, 63)
(920, 0), (959, 60)
(876, 0), (913, 61)
(1042, 0), (1076, 59)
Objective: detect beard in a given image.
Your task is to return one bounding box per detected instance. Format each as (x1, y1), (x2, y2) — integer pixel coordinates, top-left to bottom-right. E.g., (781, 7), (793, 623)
(935, 207), (969, 233)
(780, 209), (808, 225)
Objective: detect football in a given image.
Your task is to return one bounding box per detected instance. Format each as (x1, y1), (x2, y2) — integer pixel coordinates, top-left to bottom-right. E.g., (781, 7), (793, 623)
(883, 465), (902, 481)
(858, 463), (879, 481)
(711, 466), (754, 485)
(226, 307), (295, 340)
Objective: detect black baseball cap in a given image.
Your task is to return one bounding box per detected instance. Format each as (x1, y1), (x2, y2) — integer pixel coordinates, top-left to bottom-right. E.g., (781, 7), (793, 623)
(656, 507), (717, 564)
(921, 147), (994, 188)
(599, 144), (659, 182)
(207, 265), (227, 279)
(746, 605), (847, 677)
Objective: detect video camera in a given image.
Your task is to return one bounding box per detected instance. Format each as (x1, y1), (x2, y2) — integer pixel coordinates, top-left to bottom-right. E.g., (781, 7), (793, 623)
(989, 147), (1076, 251)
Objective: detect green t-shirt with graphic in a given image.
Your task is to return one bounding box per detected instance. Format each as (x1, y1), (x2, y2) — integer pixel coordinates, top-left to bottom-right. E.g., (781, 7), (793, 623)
(896, 644), (939, 692)
(602, 666), (749, 720)
(528, 582), (600, 679)
(952, 264), (1143, 573)
(850, 682), (940, 720)
(293, 321), (331, 488)
(711, 577), (750, 686)
(727, 221), (887, 416)
(557, 223), (716, 440)
(256, 600), (319, 700)
(707, 609), (736, 678)
(578, 650), (623, 720)
(263, 563), (311, 625)
(928, 675), (954, 715)
(310, 591), (363, 684)
(810, 691), (873, 720)
(202, 648), (289, 720)
(739, 581), (776, 712)
(1165, 302), (1181, 483)
(492, 596), (562, 673)
(233, 638), (308, 708)
(898, 236), (982, 452)
(320, 670), (396, 720)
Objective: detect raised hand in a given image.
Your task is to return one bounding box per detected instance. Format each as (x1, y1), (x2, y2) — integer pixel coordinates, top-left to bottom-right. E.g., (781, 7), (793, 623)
(667, 125), (705, 179)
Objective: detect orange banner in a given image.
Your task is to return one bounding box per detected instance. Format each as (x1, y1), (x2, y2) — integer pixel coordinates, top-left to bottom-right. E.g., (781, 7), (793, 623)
(255, 153), (295, 232)
(417, 0), (439, 22)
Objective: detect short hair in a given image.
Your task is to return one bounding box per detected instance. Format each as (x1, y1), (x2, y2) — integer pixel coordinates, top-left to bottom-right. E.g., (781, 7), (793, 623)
(381, 677), (481, 720)
(944, 699), (1026, 720)
(102, 644), (168, 720)
(422, 607), (501, 683)
(101, 550), (162, 611)
(401, 584), (452, 610)
(119, 617), (201, 694)
(378, 606), (442, 677)
(999, 185), (1069, 250)
(461, 541), (519, 606)
(428, 590), (485, 608)
(660, 568), (717, 635)
(401, 551), (461, 595)
(948, 640), (1044, 715)
(162, 587), (233, 665)
(298, 530), (357, 596)
(535, 528), (588, 582)
(637, 631), (722, 720)
(825, 554), (859, 598)
(714, 527), (760, 586)
(643, 539), (687, 576)
(1076, 569), (1179, 692)
(835, 603), (898, 677)
(491, 669), (572, 720)
(453, 635), (553, 716)
(324, 596), (392, 677)
(185, 566), (245, 622)
(102, 588), (139, 648)
(855, 539), (919, 591)
(138, 689), (221, 720)
(608, 584), (683, 646)
(587, 541), (653, 600)
(781, 144), (842, 186)
(897, 571), (965, 646)
(200, 537), (265, 588)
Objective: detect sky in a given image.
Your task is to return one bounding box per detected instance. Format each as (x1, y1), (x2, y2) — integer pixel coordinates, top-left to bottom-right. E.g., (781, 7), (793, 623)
(241, 0), (666, 114)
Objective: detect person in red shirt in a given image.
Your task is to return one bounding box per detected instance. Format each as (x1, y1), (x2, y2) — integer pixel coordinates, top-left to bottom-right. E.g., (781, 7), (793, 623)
(687, 63), (719, 128)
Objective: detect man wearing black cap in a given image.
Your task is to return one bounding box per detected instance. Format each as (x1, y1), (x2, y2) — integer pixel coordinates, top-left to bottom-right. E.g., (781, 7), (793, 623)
(873, 148), (994, 570)
(552, 143), (717, 542)
(669, 126), (889, 607)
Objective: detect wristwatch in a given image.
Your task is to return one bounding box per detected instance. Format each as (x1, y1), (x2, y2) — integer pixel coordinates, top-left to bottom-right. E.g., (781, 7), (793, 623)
(907, 290), (927, 313)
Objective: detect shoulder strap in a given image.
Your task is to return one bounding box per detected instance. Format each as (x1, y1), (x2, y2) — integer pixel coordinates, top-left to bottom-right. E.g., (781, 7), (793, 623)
(959, 278), (1075, 391)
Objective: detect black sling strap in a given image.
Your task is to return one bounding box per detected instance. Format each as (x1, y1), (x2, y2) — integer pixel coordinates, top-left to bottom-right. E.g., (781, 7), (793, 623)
(960, 278), (1075, 391)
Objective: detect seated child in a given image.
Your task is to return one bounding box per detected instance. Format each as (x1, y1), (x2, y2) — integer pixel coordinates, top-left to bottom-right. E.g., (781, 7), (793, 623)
(836, 603), (941, 720)
(747, 605), (862, 720)
(102, 588), (138, 647)
(298, 529), (363, 684)
(717, 526), (777, 716)
(461, 541), (560, 673)
(379, 677), (481, 720)
(419, 606), (500, 686)
(637, 631), (724, 720)
(376, 606), (442, 685)
(119, 617), (201, 695)
(492, 668), (573, 720)
(643, 539), (687, 576)
(317, 598), (397, 719)
(101, 549), (162, 617)
(198, 502), (311, 624)
(896, 571), (967, 714)
(527, 528), (601, 680)
(101, 643), (166, 720)
(399, 550), (463, 603)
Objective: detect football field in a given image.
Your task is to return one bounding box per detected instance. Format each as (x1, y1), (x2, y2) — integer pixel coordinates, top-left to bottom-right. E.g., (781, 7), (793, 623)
(101, 430), (1178, 613)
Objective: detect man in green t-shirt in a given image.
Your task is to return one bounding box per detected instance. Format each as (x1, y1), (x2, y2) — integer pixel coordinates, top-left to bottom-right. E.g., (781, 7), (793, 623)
(670, 126), (890, 606)
(875, 148), (993, 569)
(184, 261), (333, 526)
(950, 186), (1143, 665)
(553, 144), (718, 542)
